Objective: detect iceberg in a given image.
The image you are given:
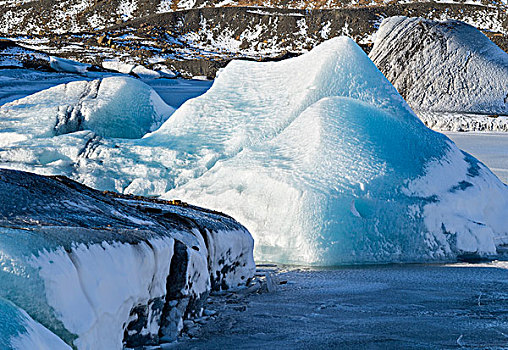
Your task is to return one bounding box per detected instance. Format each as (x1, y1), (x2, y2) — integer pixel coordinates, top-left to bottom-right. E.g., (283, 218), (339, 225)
(0, 37), (507, 265)
(370, 16), (508, 116)
(49, 56), (90, 75)
(0, 75), (174, 140)
(0, 168), (255, 349)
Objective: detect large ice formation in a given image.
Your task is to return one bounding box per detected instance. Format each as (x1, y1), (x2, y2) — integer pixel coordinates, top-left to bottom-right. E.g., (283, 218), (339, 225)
(370, 17), (508, 116)
(0, 169), (255, 349)
(1, 37), (507, 265)
(0, 75), (174, 140)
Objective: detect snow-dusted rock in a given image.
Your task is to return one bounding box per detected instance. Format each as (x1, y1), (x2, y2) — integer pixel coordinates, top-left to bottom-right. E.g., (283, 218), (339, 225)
(0, 40), (51, 70)
(0, 169), (255, 349)
(1, 37), (507, 266)
(370, 16), (508, 117)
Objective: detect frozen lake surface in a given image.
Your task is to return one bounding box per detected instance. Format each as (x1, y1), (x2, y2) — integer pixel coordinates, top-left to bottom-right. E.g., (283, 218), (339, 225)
(446, 132), (508, 184)
(0, 69), (212, 108)
(177, 262), (508, 349)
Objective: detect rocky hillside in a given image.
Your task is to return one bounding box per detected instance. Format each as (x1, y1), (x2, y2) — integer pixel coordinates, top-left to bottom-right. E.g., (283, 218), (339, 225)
(1, 1), (507, 78)
(0, 0), (505, 34)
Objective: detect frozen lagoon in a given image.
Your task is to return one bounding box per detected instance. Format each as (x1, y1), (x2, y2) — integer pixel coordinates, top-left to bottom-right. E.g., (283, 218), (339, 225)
(176, 262), (508, 349)
(1, 57), (508, 348)
(2, 38), (507, 265)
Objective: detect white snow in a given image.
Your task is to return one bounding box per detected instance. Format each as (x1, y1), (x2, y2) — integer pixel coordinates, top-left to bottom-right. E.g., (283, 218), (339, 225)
(117, 0), (138, 21)
(157, 0), (174, 13)
(31, 237), (174, 350)
(0, 45), (49, 68)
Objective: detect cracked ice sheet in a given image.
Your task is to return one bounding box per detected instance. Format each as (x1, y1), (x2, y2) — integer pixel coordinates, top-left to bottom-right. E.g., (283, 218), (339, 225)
(171, 263), (508, 349)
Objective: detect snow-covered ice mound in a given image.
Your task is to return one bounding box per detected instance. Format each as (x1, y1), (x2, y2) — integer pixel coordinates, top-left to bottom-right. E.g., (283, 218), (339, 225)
(1, 37), (508, 265)
(370, 17), (508, 119)
(0, 169), (254, 349)
(0, 75), (174, 140)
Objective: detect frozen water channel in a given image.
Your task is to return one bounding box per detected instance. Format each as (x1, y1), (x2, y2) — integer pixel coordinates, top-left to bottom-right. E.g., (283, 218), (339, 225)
(176, 262), (508, 349)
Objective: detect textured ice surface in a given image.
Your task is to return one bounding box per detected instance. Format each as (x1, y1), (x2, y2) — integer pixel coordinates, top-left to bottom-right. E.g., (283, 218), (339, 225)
(1, 37), (507, 265)
(49, 56), (90, 74)
(420, 112), (508, 132)
(32, 238), (175, 349)
(370, 16), (508, 115)
(0, 169), (255, 349)
(0, 75), (174, 139)
(0, 297), (70, 350)
(446, 132), (508, 184)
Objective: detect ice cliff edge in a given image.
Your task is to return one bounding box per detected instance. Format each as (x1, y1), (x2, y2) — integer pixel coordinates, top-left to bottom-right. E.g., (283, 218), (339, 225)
(0, 168), (255, 349)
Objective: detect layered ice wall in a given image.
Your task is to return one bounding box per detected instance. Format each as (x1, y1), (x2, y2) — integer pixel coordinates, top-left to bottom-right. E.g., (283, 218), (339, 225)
(1, 37), (508, 265)
(0, 169), (255, 349)
(370, 16), (508, 115)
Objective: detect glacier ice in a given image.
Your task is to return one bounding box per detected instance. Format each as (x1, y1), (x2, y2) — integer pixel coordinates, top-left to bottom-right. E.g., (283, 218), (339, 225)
(0, 297), (70, 350)
(49, 56), (90, 74)
(0, 75), (174, 140)
(370, 16), (508, 116)
(0, 37), (507, 265)
(0, 168), (255, 349)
